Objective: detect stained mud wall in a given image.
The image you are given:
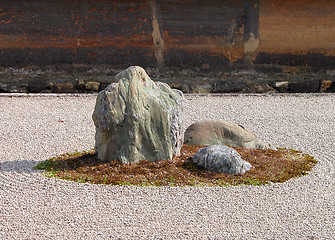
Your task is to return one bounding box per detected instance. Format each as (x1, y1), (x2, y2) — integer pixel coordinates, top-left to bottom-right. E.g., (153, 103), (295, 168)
(0, 0), (335, 93)
(256, 0), (335, 67)
(0, 0), (258, 68)
(0, 0), (155, 66)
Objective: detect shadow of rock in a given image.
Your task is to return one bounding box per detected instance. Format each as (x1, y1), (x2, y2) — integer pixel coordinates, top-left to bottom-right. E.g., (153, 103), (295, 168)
(0, 159), (43, 173)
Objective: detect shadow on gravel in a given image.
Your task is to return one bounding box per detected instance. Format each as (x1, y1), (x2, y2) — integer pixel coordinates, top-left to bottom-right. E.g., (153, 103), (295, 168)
(0, 160), (42, 173)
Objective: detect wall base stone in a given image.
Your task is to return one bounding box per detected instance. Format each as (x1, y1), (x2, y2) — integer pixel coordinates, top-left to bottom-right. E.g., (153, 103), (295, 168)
(0, 64), (334, 94)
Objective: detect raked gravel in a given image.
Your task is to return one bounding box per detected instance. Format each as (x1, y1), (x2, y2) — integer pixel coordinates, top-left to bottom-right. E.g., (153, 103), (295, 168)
(0, 93), (334, 240)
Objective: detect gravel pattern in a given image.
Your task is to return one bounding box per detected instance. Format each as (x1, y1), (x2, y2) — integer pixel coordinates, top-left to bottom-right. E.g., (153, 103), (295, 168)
(0, 93), (334, 239)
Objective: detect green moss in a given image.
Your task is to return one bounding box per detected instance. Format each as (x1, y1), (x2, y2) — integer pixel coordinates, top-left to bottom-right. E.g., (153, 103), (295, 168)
(34, 159), (60, 171)
(35, 146), (317, 187)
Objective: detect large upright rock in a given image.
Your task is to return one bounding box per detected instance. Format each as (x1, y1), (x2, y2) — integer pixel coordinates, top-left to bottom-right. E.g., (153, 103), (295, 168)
(92, 66), (184, 164)
(184, 120), (274, 149)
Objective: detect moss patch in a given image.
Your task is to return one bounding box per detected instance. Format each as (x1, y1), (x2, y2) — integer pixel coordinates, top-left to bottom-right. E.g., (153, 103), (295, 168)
(34, 145), (317, 187)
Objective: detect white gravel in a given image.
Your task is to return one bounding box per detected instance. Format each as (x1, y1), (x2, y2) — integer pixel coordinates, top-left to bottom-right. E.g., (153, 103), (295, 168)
(0, 93), (334, 239)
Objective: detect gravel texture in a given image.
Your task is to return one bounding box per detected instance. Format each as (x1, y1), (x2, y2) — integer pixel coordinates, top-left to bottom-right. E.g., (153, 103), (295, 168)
(0, 93), (334, 239)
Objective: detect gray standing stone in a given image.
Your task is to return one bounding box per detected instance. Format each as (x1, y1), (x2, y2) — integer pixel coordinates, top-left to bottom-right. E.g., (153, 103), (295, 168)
(92, 66), (184, 164)
(193, 145), (252, 174)
(184, 120), (274, 149)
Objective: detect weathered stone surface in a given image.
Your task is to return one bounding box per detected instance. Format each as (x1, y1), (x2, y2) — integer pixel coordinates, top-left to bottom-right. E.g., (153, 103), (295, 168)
(0, 81), (28, 93)
(92, 66), (184, 164)
(85, 81), (100, 91)
(212, 79), (244, 93)
(288, 81), (320, 93)
(320, 80), (332, 92)
(2, 64), (335, 93)
(273, 81), (289, 92)
(46, 77), (77, 93)
(28, 76), (47, 93)
(275, 81), (289, 88)
(76, 79), (85, 90)
(184, 120), (274, 149)
(47, 82), (75, 93)
(193, 145), (252, 174)
(190, 83), (213, 93)
(326, 81), (335, 92)
(244, 83), (276, 93)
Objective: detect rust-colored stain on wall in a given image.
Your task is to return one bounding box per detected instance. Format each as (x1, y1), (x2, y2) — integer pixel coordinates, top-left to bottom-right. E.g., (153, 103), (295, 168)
(0, 34), (153, 49)
(0, 1), (152, 47)
(0, 0), (334, 68)
(0, 0), (155, 66)
(259, 0), (335, 55)
(160, 0), (245, 66)
(0, 0), (249, 67)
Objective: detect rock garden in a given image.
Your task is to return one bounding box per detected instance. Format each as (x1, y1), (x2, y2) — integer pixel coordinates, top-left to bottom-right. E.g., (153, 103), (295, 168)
(35, 66), (317, 186)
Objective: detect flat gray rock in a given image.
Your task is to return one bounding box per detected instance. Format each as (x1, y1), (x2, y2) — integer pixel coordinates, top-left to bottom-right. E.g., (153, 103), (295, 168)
(92, 66), (184, 164)
(193, 145), (252, 174)
(184, 120), (274, 149)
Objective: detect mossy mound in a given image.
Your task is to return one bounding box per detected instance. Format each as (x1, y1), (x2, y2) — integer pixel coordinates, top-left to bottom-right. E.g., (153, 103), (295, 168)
(34, 145), (317, 187)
